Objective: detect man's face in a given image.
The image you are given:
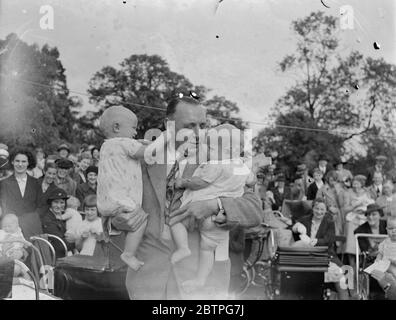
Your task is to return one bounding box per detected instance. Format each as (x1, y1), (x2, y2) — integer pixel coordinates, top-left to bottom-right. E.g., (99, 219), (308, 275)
(80, 159), (91, 171)
(84, 206), (98, 221)
(170, 101), (207, 147)
(57, 168), (69, 179)
(373, 173), (383, 186)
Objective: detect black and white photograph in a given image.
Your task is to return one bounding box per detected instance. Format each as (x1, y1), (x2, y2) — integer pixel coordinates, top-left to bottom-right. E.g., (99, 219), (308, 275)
(0, 0), (395, 304)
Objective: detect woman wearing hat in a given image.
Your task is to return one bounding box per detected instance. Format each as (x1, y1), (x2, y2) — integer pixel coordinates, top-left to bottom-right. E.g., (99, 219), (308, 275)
(354, 204), (388, 299)
(342, 175), (375, 270)
(334, 158), (353, 184)
(0, 149), (43, 239)
(54, 158), (77, 196)
(40, 187), (76, 257)
(57, 144), (70, 159)
(76, 166), (98, 210)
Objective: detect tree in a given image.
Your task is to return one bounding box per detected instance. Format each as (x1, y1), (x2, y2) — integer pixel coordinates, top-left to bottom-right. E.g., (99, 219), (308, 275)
(255, 11), (396, 170)
(275, 11), (396, 140)
(87, 54), (207, 138)
(204, 95), (245, 130)
(254, 110), (344, 175)
(0, 33), (81, 151)
(87, 54), (246, 139)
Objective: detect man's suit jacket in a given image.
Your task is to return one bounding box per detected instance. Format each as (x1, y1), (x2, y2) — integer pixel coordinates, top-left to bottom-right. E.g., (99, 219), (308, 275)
(367, 184), (383, 201)
(366, 166), (387, 187)
(0, 174), (43, 239)
(272, 187), (291, 210)
(122, 161), (262, 300)
(306, 182), (320, 201)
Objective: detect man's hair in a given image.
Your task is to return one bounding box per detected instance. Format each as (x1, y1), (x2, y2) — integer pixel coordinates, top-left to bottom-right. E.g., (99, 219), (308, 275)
(166, 95), (201, 117)
(10, 149), (36, 170)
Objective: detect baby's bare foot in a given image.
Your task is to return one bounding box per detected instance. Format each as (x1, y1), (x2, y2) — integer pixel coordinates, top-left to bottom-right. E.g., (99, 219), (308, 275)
(171, 248), (191, 264)
(120, 253), (144, 271)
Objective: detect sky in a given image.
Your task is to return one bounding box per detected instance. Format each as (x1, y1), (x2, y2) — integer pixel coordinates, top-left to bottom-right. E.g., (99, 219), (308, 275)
(0, 0), (395, 137)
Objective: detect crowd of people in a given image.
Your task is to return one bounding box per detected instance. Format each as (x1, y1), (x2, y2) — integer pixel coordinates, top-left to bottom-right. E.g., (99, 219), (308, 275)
(0, 95), (395, 300)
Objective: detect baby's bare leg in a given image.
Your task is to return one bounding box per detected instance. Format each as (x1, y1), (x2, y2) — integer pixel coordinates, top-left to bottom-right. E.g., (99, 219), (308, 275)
(120, 220), (147, 271)
(170, 222), (191, 264)
(182, 242), (214, 293)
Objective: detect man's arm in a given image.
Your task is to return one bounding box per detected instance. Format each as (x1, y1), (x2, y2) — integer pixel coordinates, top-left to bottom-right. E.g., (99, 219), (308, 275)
(176, 177), (210, 191)
(219, 190), (262, 229)
(168, 190), (262, 230)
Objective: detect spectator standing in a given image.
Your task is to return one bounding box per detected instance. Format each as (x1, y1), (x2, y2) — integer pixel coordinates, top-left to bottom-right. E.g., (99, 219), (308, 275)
(367, 172), (384, 201)
(37, 162), (59, 217)
(306, 168), (324, 201)
(54, 159), (77, 196)
(91, 147), (100, 167)
(0, 150), (42, 239)
(376, 180), (396, 218)
(366, 155), (387, 187)
(76, 166), (97, 210)
(57, 143), (71, 160)
(73, 151), (92, 185)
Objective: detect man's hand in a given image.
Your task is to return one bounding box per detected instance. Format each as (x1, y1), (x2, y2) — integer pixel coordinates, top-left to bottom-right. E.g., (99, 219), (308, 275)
(168, 199), (218, 226)
(112, 206), (148, 232)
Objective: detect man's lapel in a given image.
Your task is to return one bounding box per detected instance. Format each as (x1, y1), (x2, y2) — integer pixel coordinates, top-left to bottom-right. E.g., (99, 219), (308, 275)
(10, 175), (23, 200)
(146, 163), (167, 214)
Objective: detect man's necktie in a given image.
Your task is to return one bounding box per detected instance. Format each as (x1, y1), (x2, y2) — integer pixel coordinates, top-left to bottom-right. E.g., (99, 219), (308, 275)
(377, 187), (381, 197)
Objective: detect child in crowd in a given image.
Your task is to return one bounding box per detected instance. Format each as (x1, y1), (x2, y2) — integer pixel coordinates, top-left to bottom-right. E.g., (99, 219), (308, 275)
(97, 105), (164, 270)
(172, 123), (251, 292)
(61, 196), (83, 239)
(0, 214), (29, 277)
(77, 195), (103, 256)
(375, 216), (396, 278)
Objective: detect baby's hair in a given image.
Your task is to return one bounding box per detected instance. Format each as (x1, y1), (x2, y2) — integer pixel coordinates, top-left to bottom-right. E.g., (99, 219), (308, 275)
(387, 216), (396, 227)
(67, 196), (81, 210)
(99, 105), (137, 138)
(1, 213), (19, 227)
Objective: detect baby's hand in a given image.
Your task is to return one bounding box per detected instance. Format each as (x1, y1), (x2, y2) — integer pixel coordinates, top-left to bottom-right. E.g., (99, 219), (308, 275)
(174, 178), (184, 189)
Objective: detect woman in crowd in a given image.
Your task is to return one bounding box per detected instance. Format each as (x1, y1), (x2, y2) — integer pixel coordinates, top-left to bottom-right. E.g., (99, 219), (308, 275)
(306, 168), (324, 200)
(354, 204), (388, 299)
(37, 162), (59, 216)
(376, 180), (396, 219)
(91, 147), (100, 167)
(316, 170), (345, 251)
(291, 198), (349, 299)
(74, 151), (92, 185)
(40, 188), (76, 257)
(76, 166), (98, 210)
(343, 175), (375, 270)
(354, 204), (387, 262)
(55, 158), (77, 196)
(334, 159), (353, 184)
(0, 149), (42, 239)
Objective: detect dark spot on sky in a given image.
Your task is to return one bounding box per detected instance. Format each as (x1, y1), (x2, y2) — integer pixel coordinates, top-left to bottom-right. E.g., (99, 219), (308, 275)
(354, 84), (359, 90)
(31, 128), (36, 133)
(216, 35), (219, 39)
(373, 42), (380, 50)
(189, 91), (199, 100)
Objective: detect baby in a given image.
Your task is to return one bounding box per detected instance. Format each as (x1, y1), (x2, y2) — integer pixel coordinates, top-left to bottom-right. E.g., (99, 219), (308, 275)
(375, 216), (396, 278)
(77, 195), (103, 256)
(61, 196), (83, 239)
(97, 105), (164, 270)
(172, 124), (251, 292)
(0, 214), (27, 260)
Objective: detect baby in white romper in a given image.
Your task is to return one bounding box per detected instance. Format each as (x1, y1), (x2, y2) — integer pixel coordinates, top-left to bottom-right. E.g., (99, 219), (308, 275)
(97, 105), (164, 270)
(173, 123), (252, 292)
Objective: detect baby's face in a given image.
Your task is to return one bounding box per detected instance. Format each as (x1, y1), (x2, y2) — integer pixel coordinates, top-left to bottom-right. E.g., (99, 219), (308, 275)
(2, 218), (18, 234)
(387, 221), (396, 241)
(118, 116), (138, 139)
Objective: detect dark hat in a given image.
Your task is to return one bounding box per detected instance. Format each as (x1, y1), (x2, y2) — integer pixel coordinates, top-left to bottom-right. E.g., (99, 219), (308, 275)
(57, 143), (70, 153)
(55, 158), (74, 169)
(365, 203), (384, 216)
(85, 165), (98, 176)
(318, 155), (328, 162)
(276, 173), (286, 182)
(46, 188), (69, 204)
